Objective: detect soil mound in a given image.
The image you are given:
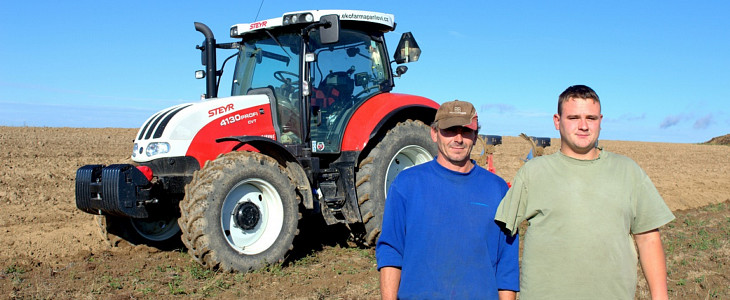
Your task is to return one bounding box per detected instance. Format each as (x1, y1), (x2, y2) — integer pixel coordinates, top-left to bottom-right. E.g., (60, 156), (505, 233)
(704, 134), (730, 145)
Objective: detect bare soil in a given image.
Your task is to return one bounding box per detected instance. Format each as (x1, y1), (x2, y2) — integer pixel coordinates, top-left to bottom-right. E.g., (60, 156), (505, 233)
(1, 127), (728, 299)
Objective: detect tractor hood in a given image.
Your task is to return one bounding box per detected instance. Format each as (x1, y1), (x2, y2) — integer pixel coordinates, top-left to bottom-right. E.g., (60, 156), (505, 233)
(132, 95), (274, 163)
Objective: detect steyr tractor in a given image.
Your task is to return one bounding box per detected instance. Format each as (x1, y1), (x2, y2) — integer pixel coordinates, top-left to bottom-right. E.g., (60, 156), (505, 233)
(75, 10), (441, 272)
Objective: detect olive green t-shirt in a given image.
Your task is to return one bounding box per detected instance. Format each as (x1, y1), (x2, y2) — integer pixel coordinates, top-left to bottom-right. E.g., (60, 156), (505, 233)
(495, 150), (675, 299)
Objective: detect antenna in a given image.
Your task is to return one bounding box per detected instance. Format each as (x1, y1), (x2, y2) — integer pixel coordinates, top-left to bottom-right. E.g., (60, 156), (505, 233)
(255, 0), (265, 21)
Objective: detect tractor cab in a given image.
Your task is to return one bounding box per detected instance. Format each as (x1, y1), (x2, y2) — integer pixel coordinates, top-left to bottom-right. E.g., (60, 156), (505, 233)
(213, 10), (420, 152)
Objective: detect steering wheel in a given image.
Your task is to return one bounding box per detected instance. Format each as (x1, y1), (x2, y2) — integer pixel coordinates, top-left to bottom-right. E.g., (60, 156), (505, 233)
(273, 70), (301, 105)
(274, 71), (300, 87)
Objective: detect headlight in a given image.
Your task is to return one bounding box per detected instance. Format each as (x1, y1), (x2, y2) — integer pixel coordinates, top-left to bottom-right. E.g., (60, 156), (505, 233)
(146, 142), (170, 157)
(132, 143), (138, 157)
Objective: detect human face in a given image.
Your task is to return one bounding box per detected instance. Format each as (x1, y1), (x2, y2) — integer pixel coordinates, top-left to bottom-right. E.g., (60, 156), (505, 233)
(554, 97), (602, 160)
(431, 125), (476, 172)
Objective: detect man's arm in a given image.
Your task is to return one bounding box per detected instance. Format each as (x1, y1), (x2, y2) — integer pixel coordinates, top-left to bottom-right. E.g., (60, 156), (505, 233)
(634, 229), (669, 300)
(379, 266), (401, 300)
(498, 290), (516, 300)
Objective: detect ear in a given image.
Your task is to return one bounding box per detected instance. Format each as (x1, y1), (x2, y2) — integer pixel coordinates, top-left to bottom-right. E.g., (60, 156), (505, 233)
(598, 113), (603, 130)
(430, 127), (438, 143)
(553, 113), (560, 130)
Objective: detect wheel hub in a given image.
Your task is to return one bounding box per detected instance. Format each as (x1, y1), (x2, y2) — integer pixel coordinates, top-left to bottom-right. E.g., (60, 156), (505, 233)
(233, 202), (261, 230)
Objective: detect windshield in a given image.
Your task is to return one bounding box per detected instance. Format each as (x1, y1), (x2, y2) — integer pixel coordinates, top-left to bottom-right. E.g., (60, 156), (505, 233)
(310, 29), (389, 108)
(231, 32), (302, 144)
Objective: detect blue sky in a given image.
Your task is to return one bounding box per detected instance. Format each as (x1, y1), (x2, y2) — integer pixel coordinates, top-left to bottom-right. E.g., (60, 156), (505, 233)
(1, 1), (728, 143)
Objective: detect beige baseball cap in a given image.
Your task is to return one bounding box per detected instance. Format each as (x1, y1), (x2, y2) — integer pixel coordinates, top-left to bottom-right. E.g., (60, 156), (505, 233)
(434, 100), (478, 130)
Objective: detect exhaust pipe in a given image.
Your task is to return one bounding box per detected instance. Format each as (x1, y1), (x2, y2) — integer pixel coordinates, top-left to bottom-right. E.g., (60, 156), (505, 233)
(195, 22), (218, 98)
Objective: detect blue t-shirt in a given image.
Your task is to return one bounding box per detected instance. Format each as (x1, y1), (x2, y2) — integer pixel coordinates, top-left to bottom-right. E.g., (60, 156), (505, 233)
(376, 160), (519, 299)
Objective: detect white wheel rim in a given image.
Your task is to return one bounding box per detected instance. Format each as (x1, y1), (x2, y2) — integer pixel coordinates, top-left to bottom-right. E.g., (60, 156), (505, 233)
(384, 145), (433, 196)
(221, 178), (284, 255)
(130, 216), (180, 242)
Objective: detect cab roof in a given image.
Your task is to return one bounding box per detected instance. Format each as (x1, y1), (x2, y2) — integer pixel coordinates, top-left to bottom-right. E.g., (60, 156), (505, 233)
(230, 10), (395, 38)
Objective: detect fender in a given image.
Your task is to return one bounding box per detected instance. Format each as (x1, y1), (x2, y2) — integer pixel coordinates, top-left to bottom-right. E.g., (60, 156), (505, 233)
(341, 93), (439, 151)
(216, 136), (292, 161)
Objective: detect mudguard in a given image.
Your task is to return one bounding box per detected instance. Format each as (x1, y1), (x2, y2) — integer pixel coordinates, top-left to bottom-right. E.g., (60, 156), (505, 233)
(341, 93), (439, 151)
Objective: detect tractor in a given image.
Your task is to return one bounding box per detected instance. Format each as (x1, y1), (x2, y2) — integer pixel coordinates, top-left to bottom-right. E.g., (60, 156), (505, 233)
(75, 10), (443, 272)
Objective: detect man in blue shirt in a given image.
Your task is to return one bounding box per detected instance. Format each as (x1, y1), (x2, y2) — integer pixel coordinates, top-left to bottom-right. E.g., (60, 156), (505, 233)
(377, 100), (519, 300)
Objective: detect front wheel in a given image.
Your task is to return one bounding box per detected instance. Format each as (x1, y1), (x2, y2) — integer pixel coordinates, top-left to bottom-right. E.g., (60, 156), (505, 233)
(96, 214), (181, 249)
(355, 120), (437, 246)
(178, 151), (299, 272)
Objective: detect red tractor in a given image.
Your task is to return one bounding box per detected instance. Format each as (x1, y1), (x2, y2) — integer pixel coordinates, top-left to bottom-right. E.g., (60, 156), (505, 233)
(75, 10), (440, 272)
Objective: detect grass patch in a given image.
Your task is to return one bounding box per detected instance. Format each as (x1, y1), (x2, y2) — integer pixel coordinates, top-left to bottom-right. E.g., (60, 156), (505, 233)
(4, 264), (25, 275)
(103, 274), (123, 289)
(658, 201), (730, 299)
(186, 262), (214, 280)
(167, 274), (186, 295)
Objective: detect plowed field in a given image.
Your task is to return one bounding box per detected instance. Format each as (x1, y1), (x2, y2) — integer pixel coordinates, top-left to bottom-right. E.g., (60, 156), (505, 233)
(1, 127), (728, 299)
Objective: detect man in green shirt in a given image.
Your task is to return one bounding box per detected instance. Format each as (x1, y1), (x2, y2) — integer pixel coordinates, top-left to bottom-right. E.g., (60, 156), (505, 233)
(495, 85), (674, 299)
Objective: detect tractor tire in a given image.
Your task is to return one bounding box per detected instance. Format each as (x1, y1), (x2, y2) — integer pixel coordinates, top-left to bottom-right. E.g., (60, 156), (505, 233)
(178, 151), (299, 272)
(95, 214), (181, 249)
(355, 120), (437, 246)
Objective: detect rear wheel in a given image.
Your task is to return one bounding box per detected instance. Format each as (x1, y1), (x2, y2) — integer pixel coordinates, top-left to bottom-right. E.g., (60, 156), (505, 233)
(355, 120), (436, 246)
(178, 151), (299, 272)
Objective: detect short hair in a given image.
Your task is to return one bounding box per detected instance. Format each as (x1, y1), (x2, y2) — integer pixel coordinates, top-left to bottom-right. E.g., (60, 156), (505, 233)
(558, 85), (600, 115)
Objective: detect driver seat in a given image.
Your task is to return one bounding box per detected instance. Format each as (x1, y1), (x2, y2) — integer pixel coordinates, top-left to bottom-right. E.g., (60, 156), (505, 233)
(312, 71), (354, 109)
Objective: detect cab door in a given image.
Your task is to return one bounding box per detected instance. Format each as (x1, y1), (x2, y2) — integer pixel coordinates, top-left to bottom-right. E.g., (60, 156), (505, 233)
(308, 29), (390, 153)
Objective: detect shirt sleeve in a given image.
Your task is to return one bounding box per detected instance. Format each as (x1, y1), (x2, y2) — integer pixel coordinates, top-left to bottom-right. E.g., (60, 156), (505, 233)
(631, 175), (675, 234)
(494, 171), (528, 236)
(495, 222), (520, 291)
(376, 180), (407, 270)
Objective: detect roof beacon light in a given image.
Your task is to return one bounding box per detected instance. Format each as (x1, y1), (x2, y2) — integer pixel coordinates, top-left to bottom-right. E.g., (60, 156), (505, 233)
(283, 13), (314, 25)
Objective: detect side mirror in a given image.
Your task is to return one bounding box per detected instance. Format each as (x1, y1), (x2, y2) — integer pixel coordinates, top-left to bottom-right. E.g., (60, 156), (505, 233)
(197, 41), (208, 66)
(394, 66), (408, 78)
(393, 32), (421, 64)
(319, 14), (340, 44)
